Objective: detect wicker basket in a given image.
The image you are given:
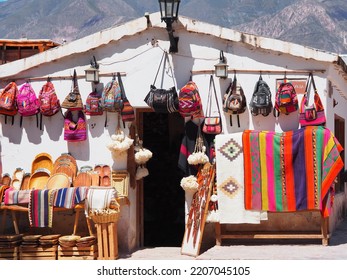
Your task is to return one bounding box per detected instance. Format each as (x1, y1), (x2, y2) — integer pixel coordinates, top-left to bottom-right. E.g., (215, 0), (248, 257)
(89, 210), (120, 224)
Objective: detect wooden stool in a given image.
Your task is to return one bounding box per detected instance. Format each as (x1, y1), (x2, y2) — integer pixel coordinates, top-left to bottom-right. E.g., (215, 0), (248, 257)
(95, 222), (118, 260)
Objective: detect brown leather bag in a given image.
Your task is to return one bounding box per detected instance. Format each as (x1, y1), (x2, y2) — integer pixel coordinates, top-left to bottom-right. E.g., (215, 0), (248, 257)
(61, 70), (83, 110)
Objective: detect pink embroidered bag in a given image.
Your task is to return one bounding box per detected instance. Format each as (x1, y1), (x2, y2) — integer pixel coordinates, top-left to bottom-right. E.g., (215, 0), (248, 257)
(299, 73), (326, 127)
(64, 110), (87, 142)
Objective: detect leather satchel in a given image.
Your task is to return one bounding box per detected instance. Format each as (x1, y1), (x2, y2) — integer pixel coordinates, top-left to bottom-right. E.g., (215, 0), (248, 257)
(61, 70), (84, 110)
(144, 51), (179, 113)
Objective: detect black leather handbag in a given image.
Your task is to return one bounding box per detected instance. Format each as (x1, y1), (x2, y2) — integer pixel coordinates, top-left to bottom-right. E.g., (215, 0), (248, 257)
(144, 51), (179, 113)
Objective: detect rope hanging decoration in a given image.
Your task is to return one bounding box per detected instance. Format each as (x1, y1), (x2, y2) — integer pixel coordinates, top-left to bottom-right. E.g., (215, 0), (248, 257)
(106, 113), (134, 160)
(133, 125), (153, 181)
(187, 123), (209, 165)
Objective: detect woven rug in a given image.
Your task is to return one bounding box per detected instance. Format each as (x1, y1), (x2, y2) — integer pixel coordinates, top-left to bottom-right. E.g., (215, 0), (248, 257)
(243, 126), (344, 217)
(53, 186), (88, 208)
(53, 187), (77, 208)
(215, 133), (267, 224)
(29, 189), (56, 227)
(4, 188), (30, 205)
(84, 187), (116, 217)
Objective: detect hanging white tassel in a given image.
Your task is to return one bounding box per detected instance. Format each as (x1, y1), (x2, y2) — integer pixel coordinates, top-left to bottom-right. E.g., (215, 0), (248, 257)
(135, 166), (149, 180)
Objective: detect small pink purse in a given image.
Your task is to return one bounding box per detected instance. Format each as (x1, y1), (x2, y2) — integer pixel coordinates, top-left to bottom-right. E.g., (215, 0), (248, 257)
(299, 73), (326, 127)
(64, 110), (87, 142)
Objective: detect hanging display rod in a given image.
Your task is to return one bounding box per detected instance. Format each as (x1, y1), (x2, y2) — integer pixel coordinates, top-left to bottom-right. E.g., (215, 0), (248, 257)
(191, 69), (326, 76)
(4, 72), (127, 82)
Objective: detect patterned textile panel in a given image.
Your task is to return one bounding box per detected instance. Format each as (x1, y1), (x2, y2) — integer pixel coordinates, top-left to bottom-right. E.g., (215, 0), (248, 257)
(215, 133), (267, 224)
(242, 126), (344, 217)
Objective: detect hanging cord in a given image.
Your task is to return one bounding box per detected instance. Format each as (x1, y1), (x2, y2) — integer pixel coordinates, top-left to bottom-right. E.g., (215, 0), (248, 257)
(205, 75), (222, 121)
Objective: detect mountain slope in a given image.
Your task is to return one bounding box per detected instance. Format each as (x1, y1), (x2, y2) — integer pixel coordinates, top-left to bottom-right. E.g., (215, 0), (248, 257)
(0, 0), (346, 54)
(233, 0), (347, 53)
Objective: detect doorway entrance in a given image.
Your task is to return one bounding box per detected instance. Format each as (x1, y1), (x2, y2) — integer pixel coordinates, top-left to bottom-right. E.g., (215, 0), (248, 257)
(141, 111), (185, 247)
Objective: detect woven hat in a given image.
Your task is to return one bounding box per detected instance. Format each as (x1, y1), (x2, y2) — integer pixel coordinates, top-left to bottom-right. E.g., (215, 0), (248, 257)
(75, 235), (96, 247)
(59, 235), (81, 247)
(39, 234), (61, 241)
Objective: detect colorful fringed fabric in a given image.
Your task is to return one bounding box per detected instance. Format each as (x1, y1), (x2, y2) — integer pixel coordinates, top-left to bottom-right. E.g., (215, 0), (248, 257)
(53, 187), (77, 208)
(53, 186), (88, 208)
(29, 189), (56, 227)
(243, 126), (344, 217)
(84, 187), (116, 217)
(4, 188), (30, 205)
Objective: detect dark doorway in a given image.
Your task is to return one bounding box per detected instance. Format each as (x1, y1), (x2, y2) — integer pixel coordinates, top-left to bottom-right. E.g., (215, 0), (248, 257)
(142, 112), (185, 247)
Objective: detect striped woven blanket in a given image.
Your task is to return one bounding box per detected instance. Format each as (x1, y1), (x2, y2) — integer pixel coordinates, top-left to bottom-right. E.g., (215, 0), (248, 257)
(243, 126), (344, 217)
(53, 187), (88, 208)
(3, 188), (30, 205)
(84, 187), (116, 217)
(29, 189), (56, 227)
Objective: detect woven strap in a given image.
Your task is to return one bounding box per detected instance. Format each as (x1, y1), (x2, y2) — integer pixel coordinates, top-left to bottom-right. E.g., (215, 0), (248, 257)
(205, 75), (221, 118)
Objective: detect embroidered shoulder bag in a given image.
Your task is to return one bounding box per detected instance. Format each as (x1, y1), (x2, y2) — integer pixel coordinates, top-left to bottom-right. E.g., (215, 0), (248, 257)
(299, 73), (326, 127)
(202, 75), (222, 135)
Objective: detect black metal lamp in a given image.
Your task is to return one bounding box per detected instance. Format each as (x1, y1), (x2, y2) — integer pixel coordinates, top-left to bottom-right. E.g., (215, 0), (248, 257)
(158, 0), (180, 53)
(214, 50), (229, 79)
(85, 56), (99, 83)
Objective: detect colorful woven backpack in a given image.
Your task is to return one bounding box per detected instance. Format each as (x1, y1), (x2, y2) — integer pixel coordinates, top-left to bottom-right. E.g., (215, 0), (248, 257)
(178, 80), (203, 119)
(85, 90), (103, 116)
(273, 79), (298, 116)
(0, 81), (19, 124)
(100, 77), (123, 112)
(38, 80), (61, 117)
(17, 82), (40, 127)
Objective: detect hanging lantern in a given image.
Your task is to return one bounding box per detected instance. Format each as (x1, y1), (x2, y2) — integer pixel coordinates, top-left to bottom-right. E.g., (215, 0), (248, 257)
(85, 56), (99, 83)
(214, 50), (228, 79)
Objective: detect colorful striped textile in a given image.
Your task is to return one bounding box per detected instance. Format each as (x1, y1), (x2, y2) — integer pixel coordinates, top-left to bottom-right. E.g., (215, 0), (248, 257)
(3, 188), (30, 205)
(53, 187), (77, 208)
(243, 126), (344, 217)
(29, 189), (56, 227)
(53, 186), (88, 208)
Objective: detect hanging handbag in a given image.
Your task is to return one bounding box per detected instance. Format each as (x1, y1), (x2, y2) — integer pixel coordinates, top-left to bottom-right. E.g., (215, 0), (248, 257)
(61, 70), (84, 110)
(202, 75), (222, 135)
(299, 73), (326, 127)
(64, 110), (87, 142)
(144, 51), (179, 113)
(118, 72), (135, 125)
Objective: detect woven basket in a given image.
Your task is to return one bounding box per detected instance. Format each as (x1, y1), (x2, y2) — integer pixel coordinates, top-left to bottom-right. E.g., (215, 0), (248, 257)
(89, 210), (120, 224)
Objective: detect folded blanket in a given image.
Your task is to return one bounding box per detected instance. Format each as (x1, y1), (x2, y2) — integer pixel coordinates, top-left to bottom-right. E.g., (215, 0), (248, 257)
(4, 188), (31, 205)
(29, 189), (56, 228)
(243, 126), (344, 217)
(53, 186), (88, 208)
(215, 133), (267, 224)
(84, 187), (116, 217)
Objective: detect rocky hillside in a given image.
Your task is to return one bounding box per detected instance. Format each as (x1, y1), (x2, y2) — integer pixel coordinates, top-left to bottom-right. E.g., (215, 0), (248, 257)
(0, 0), (345, 53)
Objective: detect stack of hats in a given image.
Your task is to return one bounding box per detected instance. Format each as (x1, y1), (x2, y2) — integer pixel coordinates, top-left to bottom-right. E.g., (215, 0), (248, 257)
(0, 234), (23, 248)
(58, 235), (81, 247)
(76, 236), (96, 247)
(39, 234), (61, 247)
(21, 235), (42, 248)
